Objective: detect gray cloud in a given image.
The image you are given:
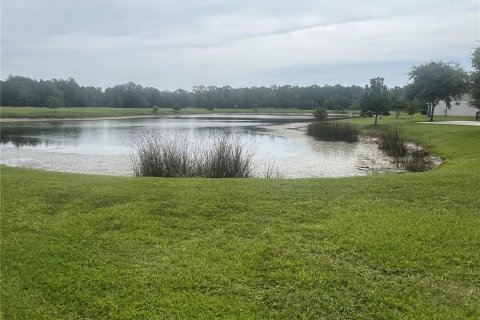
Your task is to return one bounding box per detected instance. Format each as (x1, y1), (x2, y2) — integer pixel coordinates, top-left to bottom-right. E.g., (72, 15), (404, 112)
(1, 0), (478, 89)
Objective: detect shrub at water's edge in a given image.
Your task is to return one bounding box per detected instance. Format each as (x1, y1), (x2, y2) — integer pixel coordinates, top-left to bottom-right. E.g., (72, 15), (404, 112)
(378, 126), (432, 172)
(404, 149), (427, 172)
(378, 126), (408, 159)
(131, 132), (255, 178)
(306, 121), (360, 142)
(313, 108), (328, 121)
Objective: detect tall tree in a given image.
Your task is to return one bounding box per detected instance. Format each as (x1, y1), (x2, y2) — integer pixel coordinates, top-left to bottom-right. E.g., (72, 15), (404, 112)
(470, 47), (480, 110)
(388, 86), (404, 118)
(407, 61), (468, 122)
(360, 77), (389, 125)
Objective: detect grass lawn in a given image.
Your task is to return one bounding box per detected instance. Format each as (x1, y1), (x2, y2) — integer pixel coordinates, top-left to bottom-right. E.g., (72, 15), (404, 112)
(0, 106), (316, 119)
(1, 116), (479, 319)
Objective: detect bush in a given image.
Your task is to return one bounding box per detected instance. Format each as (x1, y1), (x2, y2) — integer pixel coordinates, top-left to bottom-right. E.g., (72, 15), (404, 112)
(378, 127), (407, 159)
(152, 106), (160, 113)
(313, 108), (328, 121)
(172, 104), (182, 112)
(404, 149), (427, 172)
(306, 121), (359, 142)
(46, 97), (64, 110)
(131, 132), (255, 178)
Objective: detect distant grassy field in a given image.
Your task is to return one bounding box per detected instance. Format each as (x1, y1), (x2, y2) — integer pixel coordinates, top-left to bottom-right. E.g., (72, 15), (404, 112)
(0, 106), (315, 119)
(1, 116), (479, 319)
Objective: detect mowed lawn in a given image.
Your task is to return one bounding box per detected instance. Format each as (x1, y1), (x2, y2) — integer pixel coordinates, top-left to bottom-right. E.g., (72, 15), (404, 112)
(1, 117), (479, 319)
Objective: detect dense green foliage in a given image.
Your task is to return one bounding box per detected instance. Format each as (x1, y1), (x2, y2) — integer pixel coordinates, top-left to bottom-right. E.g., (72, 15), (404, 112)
(46, 96), (64, 110)
(404, 99), (425, 118)
(407, 62), (469, 121)
(1, 117), (479, 319)
(360, 77), (390, 125)
(388, 86), (406, 118)
(470, 47), (480, 109)
(312, 107), (328, 121)
(0, 75), (364, 110)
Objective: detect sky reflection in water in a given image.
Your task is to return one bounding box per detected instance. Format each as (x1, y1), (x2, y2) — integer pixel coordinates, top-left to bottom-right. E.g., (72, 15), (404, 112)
(0, 114), (396, 177)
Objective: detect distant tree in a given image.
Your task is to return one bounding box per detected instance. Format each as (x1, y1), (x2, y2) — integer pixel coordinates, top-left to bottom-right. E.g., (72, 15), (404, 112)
(388, 86), (404, 118)
(407, 61), (468, 122)
(405, 99), (424, 118)
(322, 98), (340, 110)
(46, 97), (64, 110)
(313, 108), (328, 121)
(174, 89), (193, 108)
(54, 78), (87, 107)
(104, 87), (124, 107)
(360, 77), (389, 125)
(172, 104), (182, 112)
(405, 103), (416, 118)
(0, 76), (39, 106)
(122, 82), (149, 108)
(0, 74), (366, 111)
(152, 106), (160, 113)
(37, 80), (63, 107)
(470, 47), (480, 110)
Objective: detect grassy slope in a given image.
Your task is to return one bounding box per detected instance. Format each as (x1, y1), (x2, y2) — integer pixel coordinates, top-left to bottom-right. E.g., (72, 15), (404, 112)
(1, 116), (479, 319)
(0, 107), (314, 119)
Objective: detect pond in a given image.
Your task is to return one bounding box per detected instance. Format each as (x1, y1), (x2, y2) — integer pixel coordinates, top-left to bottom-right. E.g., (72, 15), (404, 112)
(0, 114), (401, 178)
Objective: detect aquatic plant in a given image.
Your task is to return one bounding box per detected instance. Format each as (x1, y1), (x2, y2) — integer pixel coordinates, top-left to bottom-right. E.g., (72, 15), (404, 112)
(306, 121), (359, 142)
(404, 148), (427, 172)
(131, 131), (255, 178)
(378, 126), (408, 159)
(313, 108), (328, 121)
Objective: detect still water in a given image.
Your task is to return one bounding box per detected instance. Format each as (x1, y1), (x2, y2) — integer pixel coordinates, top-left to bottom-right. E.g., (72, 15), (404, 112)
(0, 114), (399, 177)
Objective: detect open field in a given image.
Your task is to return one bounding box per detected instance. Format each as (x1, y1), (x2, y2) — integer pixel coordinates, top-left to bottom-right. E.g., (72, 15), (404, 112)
(0, 106), (316, 120)
(1, 116), (479, 319)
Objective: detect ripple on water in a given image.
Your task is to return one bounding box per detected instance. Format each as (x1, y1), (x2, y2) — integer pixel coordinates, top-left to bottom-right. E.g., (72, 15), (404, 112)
(0, 116), (402, 178)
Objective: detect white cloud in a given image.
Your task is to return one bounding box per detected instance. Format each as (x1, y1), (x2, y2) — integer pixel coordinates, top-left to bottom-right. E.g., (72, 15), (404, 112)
(1, 0), (478, 89)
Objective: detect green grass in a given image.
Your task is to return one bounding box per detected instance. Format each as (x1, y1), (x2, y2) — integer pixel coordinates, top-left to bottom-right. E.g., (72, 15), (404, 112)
(1, 116), (480, 319)
(0, 107), (316, 119)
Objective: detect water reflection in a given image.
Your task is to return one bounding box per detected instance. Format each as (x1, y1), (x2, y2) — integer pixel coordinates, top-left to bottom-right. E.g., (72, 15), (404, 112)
(1, 121), (84, 146)
(1, 116), (301, 155)
(0, 114), (397, 177)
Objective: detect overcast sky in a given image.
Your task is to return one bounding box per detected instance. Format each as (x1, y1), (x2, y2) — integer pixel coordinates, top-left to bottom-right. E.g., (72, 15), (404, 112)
(1, 0), (479, 90)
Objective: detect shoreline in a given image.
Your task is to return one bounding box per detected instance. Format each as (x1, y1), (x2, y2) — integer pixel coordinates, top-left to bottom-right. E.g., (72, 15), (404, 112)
(0, 112), (316, 123)
(0, 114), (165, 123)
(0, 120), (401, 178)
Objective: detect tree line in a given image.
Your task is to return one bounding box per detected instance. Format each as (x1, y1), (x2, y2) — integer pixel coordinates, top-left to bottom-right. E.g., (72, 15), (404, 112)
(0, 77), (365, 110)
(2, 48), (478, 122)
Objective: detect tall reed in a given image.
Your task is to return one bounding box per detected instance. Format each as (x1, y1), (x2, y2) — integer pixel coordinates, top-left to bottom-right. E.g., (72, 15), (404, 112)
(131, 131), (255, 178)
(378, 126), (407, 159)
(306, 121), (359, 142)
(403, 149), (427, 172)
